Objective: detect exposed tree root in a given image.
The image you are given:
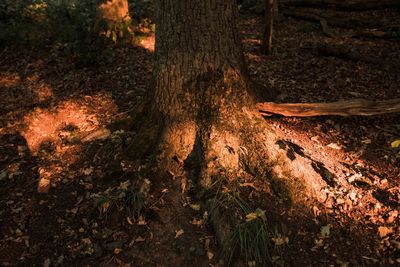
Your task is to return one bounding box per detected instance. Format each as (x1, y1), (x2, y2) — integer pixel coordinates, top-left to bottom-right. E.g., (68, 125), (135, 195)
(257, 98), (400, 117)
(133, 107), (350, 256)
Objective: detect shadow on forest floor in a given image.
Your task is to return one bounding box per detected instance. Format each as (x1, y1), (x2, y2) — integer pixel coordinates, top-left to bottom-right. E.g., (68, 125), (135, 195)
(0, 7), (399, 266)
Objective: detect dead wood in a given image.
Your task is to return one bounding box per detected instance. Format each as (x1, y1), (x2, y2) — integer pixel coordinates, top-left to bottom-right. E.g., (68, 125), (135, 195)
(282, 9), (334, 36)
(281, 0), (400, 11)
(257, 98), (400, 117)
(282, 9), (379, 30)
(311, 43), (382, 65)
(352, 26), (400, 39)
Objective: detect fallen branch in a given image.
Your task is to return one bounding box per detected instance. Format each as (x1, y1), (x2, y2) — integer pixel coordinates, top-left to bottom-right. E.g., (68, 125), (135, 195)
(352, 26), (400, 39)
(257, 98), (400, 117)
(282, 9), (334, 36)
(311, 42), (381, 65)
(281, 0), (400, 11)
(282, 9), (379, 29)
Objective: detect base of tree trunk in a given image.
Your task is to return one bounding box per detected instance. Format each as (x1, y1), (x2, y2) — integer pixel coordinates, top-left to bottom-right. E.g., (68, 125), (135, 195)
(128, 101), (351, 258)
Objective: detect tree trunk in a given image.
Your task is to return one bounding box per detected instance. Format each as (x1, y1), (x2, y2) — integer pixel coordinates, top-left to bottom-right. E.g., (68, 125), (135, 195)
(262, 0), (274, 55)
(136, 0), (340, 253)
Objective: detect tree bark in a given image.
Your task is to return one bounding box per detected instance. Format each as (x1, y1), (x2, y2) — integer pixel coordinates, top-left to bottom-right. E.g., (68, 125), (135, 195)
(257, 99), (400, 117)
(262, 0), (275, 54)
(137, 0), (342, 255)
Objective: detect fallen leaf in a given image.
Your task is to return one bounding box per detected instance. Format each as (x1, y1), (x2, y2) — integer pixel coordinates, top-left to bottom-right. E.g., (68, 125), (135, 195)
(82, 167), (93, 176)
(320, 224), (331, 238)
(271, 236), (289, 245)
(135, 236), (145, 242)
(137, 216), (146, 225)
(189, 204), (201, 211)
(387, 210), (398, 224)
(190, 219), (204, 226)
(126, 217), (134, 225)
(327, 143), (341, 150)
(0, 170), (7, 181)
(378, 226), (393, 238)
(239, 182), (256, 189)
(119, 180), (131, 190)
(82, 128), (110, 142)
(391, 140), (400, 148)
(361, 139), (372, 144)
(37, 178), (50, 193)
(114, 248), (123, 254)
(246, 212), (258, 222)
(175, 229), (184, 238)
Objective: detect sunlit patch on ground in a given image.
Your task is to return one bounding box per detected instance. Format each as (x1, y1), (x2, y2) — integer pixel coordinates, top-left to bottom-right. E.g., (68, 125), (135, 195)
(138, 35), (155, 52)
(18, 93), (118, 190)
(21, 93), (116, 151)
(22, 100), (97, 152)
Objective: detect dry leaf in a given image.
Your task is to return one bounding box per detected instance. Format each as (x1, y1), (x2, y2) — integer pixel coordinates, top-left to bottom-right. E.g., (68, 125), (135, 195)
(119, 180), (131, 190)
(37, 178), (50, 193)
(135, 236), (145, 242)
(175, 229), (184, 238)
(190, 219), (204, 226)
(378, 226), (393, 238)
(114, 248), (123, 254)
(189, 204), (201, 211)
(82, 167), (93, 176)
(126, 217), (134, 225)
(320, 224), (331, 238)
(271, 236), (289, 245)
(137, 216), (146, 225)
(327, 143), (341, 150)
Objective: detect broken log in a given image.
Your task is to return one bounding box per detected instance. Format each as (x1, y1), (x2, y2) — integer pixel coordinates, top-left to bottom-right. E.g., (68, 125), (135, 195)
(282, 9), (334, 36)
(281, 0), (400, 11)
(311, 42), (381, 65)
(256, 98), (400, 117)
(282, 9), (380, 29)
(352, 26), (400, 39)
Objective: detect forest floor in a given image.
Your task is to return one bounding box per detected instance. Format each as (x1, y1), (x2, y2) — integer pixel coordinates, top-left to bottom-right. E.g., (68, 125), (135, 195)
(0, 7), (399, 267)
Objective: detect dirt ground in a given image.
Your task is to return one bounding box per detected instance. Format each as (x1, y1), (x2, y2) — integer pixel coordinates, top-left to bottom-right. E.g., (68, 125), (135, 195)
(0, 7), (399, 267)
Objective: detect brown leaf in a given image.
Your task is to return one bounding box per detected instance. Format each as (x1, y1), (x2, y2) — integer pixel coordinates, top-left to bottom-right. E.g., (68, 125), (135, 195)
(378, 226), (393, 238)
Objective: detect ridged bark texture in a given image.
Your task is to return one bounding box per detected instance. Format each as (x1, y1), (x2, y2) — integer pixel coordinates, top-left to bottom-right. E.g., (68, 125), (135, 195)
(152, 0), (250, 120)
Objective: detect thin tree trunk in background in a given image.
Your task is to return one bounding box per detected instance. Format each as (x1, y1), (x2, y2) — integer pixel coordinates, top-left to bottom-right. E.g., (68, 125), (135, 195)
(262, 0), (274, 55)
(273, 0), (279, 21)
